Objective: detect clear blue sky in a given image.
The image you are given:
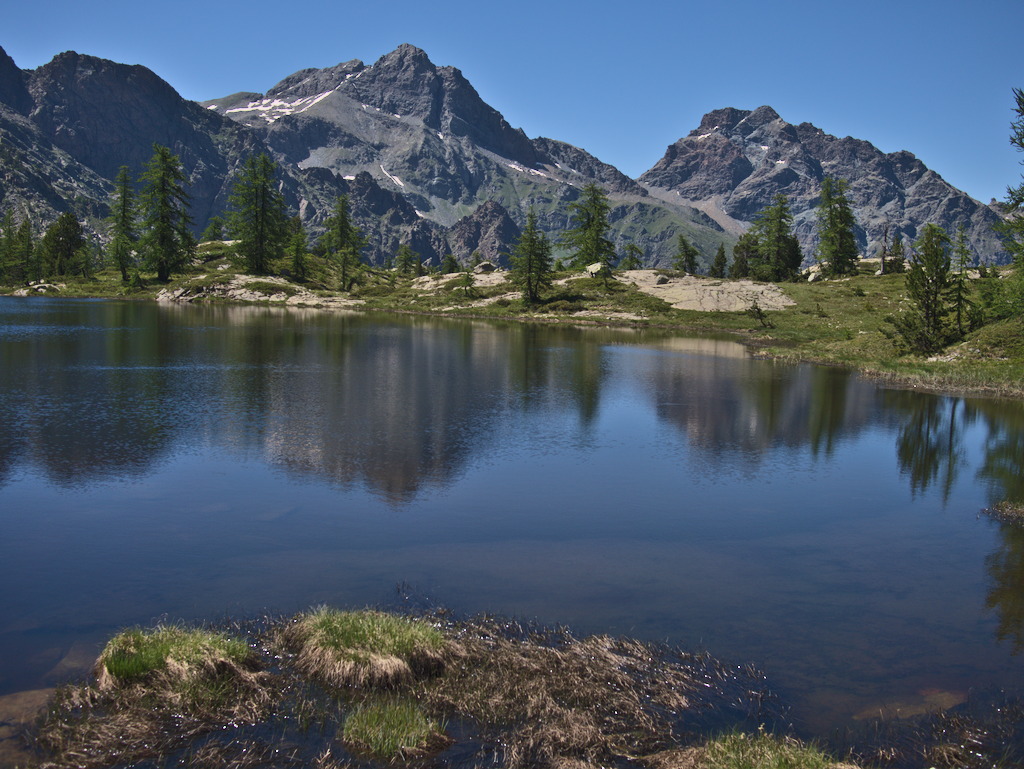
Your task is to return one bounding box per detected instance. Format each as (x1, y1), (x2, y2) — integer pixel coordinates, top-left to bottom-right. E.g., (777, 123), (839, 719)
(4, 0), (1022, 203)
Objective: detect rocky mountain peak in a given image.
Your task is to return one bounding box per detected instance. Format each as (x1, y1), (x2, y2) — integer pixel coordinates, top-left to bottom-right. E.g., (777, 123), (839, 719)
(642, 105), (1006, 262)
(0, 45), (30, 114)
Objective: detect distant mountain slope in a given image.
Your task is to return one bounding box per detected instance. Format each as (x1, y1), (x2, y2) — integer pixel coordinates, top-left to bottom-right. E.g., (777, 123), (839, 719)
(0, 42), (1008, 269)
(640, 106), (1006, 263)
(205, 44), (728, 266)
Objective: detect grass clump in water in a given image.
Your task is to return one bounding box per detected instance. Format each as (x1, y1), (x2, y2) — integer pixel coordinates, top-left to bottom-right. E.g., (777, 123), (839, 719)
(96, 625), (251, 687)
(700, 730), (844, 769)
(37, 624), (271, 769)
(282, 607), (447, 688)
(341, 696), (448, 760)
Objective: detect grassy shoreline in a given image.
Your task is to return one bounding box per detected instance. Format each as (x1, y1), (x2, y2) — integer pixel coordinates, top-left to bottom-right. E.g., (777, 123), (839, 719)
(4, 261), (1022, 400)
(19, 608), (1024, 768)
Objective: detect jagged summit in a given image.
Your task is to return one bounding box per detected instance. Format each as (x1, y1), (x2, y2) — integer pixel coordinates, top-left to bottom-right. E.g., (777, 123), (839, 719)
(0, 41), (1009, 268)
(641, 105), (1005, 261)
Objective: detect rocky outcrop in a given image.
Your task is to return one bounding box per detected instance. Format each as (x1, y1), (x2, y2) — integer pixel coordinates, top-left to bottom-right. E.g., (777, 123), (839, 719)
(206, 44), (724, 266)
(640, 106), (1007, 263)
(446, 200), (521, 265)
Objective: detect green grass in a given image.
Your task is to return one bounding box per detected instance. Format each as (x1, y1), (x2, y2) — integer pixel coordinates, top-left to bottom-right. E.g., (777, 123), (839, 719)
(702, 731), (838, 769)
(284, 608), (447, 687)
(242, 280), (300, 297)
(98, 625), (251, 684)
(341, 696), (446, 759)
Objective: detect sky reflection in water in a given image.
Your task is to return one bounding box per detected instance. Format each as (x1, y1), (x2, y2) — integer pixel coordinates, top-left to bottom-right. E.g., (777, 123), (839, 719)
(0, 297), (1022, 733)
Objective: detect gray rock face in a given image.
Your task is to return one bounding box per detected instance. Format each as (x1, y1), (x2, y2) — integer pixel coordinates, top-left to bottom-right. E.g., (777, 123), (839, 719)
(640, 106), (1007, 263)
(447, 200), (521, 265)
(206, 44), (722, 266)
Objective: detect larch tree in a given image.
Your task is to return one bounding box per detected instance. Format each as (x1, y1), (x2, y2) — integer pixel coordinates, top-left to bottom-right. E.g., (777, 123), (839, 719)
(948, 226), (976, 337)
(709, 242), (728, 278)
(888, 223), (952, 353)
(672, 233), (700, 274)
(508, 209), (552, 303)
(139, 144), (193, 282)
(290, 223), (309, 282)
(38, 212), (85, 277)
(618, 243), (644, 270)
(729, 232), (757, 279)
(816, 176), (859, 277)
(107, 165), (137, 282)
(229, 153), (288, 275)
(992, 86), (1024, 316)
(749, 194), (802, 281)
(324, 194), (365, 290)
(561, 183), (616, 270)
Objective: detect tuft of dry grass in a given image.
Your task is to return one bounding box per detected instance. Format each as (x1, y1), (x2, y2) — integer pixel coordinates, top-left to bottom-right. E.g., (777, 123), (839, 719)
(418, 616), (700, 768)
(279, 607), (448, 689)
(36, 625), (272, 769)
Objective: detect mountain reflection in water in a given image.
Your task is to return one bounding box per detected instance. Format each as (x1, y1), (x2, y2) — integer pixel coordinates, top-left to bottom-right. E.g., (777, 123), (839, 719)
(1, 297), (1023, 736)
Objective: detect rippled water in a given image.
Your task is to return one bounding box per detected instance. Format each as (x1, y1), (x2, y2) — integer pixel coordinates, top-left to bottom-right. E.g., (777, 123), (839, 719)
(1, 297), (1022, 736)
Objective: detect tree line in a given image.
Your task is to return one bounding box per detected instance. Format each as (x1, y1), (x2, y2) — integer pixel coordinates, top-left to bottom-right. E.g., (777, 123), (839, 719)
(3, 86), (1024, 361)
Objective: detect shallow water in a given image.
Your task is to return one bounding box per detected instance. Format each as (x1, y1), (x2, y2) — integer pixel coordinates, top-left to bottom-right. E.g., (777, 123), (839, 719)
(1, 297), (1022, 737)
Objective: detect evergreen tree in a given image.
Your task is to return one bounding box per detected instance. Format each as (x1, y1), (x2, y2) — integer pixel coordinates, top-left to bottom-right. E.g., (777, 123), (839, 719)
(323, 195), (365, 290)
(139, 144), (193, 282)
(508, 209), (553, 304)
(13, 218), (35, 283)
(618, 243), (643, 270)
(709, 242), (728, 278)
(888, 223), (952, 353)
(672, 233), (699, 274)
(0, 211), (15, 283)
(991, 87), (1024, 317)
(441, 253), (460, 274)
(290, 224), (309, 282)
(107, 165), (137, 282)
(201, 215), (226, 242)
(38, 212), (85, 277)
(229, 153), (288, 275)
(729, 232), (757, 278)
(816, 176), (859, 276)
(948, 226), (976, 337)
(561, 183), (616, 270)
(396, 244), (418, 276)
(749, 194), (802, 281)
(888, 232), (906, 273)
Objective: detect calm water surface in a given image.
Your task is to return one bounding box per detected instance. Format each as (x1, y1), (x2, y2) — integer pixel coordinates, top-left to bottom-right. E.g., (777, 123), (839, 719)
(1, 297), (1022, 735)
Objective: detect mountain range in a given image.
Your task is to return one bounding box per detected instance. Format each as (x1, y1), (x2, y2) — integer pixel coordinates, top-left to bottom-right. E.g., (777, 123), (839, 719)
(0, 42), (1008, 268)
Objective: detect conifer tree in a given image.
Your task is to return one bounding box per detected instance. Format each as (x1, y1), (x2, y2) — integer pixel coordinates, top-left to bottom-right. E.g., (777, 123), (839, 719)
(441, 253), (460, 274)
(0, 211), (15, 283)
(290, 224), (309, 282)
(709, 243), (728, 278)
(508, 209), (552, 303)
(139, 144), (193, 282)
(948, 226), (976, 337)
(749, 194), (801, 281)
(729, 233), (757, 279)
(816, 176), (859, 277)
(1000, 87), (1024, 268)
(201, 215), (226, 242)
(107, 165), (137, 282)
(888, 232), (906, 273)
(561, 183), (616, 270)
(38, 212), (85, 277)
(323, 195), (365, 290)
(618, 243), (644, 270)
(888, 223), (952, 353)
(396, 244), (418, 276)
(672, 233), (699, 274)
(229, 153), (288, 275)
(13, 219), (35, 283)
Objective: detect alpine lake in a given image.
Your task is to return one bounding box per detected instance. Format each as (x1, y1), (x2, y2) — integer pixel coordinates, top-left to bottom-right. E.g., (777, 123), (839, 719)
(1, 297), (1023, 754)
